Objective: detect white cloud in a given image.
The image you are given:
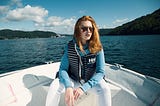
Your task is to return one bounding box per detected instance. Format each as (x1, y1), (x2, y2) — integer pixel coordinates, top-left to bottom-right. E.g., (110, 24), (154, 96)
(36, 16), (76, 34)
(0, 0), (23, 15)
(10, 0), (23, 7)
(0, 6), (9, 15)
(113, 18), (129, 26)
(0, 1), (76, 34)
(79, 10), (87, 14)
(98, 25), (108, 29)
(47, 16), (75, 26)
(6, 5), (48, 23)
(98, 18), (130, 29)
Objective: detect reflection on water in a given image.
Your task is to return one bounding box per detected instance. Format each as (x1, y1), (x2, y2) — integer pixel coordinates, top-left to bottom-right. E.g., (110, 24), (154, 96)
(0, 35), (160, 79)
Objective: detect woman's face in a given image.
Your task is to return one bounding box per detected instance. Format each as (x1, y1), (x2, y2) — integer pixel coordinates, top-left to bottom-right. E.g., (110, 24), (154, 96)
(79, 20), (93, 44)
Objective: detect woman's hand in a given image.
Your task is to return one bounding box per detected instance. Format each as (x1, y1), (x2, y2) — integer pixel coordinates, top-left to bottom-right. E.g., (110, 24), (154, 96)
(73, 87), (84, 101)
(65, 87), (84, 106)
(65, 87), (74, 106)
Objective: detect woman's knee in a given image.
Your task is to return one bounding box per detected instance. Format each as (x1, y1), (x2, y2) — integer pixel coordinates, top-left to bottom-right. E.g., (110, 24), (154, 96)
(96, 79), (111, 94)
(49, 78), (65, 94)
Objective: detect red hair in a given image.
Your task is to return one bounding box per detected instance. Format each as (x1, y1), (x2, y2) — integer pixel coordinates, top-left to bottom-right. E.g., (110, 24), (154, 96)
(74, 16), (102, 54)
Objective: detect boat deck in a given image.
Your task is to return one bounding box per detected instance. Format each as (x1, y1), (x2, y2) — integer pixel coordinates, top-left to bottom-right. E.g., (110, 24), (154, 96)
(0, 62), (160, 106)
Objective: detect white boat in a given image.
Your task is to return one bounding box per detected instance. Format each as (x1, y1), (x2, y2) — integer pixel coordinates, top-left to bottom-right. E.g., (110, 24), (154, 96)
(0, 62), (160, 106)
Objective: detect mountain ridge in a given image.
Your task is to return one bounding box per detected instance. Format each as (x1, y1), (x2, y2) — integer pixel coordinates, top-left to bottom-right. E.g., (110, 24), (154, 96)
(100, 8), (160, 35)
(0, 29), (58, 39)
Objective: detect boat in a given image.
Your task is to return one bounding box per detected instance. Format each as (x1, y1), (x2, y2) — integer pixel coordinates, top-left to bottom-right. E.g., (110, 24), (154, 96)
(0, 62), (160, 106)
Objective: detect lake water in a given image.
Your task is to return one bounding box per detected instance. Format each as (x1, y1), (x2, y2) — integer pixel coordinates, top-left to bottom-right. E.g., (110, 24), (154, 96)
(0, 35), (160, 79)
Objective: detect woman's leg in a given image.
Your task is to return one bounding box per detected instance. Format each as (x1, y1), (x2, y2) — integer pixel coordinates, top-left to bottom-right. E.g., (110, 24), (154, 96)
(90, 79), (111, 106)
(45, 78), (65, 106)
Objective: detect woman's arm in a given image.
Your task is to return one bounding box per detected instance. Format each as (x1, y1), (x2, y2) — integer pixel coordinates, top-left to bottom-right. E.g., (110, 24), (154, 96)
(59, 45), (73, 88)
(80, 49), (105, 92)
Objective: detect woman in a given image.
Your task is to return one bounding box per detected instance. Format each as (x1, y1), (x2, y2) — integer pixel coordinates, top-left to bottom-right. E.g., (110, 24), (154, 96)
(46, 16), (111, 106)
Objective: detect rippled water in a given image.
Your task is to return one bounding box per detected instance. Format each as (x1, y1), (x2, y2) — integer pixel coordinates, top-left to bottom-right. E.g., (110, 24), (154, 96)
(0, 35), (160, 79)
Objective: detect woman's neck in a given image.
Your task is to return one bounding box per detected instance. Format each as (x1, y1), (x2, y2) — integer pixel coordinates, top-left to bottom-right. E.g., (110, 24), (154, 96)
(81, 39), (87, 45)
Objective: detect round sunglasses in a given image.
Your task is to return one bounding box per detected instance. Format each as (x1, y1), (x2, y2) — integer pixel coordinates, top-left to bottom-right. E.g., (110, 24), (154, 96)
(80, 26), (94, 32)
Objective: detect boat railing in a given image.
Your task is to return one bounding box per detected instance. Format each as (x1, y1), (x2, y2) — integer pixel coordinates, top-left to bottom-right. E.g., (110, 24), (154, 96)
(106, 63), (160, 105)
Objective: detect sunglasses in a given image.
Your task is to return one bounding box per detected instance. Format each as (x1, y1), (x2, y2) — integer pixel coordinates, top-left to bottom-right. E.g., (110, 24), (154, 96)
(80, 26), (94, 32)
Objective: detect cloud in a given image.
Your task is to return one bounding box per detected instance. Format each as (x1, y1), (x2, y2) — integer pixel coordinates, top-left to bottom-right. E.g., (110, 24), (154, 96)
(36, 16), (76, 34)
(0, 6), (9, 15)
(98, 25), (108, 29)
(0, 0), (23, 16)
(79, 10), (87, 14)
(6, 5), (48, 23)
(113, 18), (129, 26)
(0, 0), (76, 34)
(10, 0), (23, 7)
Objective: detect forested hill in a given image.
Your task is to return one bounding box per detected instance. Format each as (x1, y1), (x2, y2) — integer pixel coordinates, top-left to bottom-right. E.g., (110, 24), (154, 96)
(100, 8), (160, 35)
(0, 29), (57, 40)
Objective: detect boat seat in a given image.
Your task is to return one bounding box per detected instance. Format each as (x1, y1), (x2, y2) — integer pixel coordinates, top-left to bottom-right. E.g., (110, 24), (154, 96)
(0, 73), (149, 106)
(58, 82), (122, 106)
(109, 83), (121, 97)
(112, 90), (146, 106)
(24, 79), (123, 106)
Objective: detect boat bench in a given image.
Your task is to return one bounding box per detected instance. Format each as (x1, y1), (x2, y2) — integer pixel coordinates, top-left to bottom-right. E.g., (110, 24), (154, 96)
(0, 73), (149, 106)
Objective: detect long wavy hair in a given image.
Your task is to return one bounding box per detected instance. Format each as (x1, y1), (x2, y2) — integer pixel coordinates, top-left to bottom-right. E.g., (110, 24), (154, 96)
(74, 16), (102, 54)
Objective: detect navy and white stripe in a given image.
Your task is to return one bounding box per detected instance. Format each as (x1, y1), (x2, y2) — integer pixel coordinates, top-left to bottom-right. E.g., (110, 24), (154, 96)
(68, 40), (96, 82)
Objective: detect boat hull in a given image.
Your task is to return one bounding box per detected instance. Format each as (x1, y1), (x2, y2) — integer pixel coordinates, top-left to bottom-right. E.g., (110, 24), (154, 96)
(0, 62), (160, 106)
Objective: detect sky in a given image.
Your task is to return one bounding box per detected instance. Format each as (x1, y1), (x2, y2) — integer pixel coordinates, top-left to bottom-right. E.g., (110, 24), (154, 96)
(0, 0), (160, 34)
